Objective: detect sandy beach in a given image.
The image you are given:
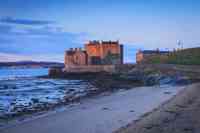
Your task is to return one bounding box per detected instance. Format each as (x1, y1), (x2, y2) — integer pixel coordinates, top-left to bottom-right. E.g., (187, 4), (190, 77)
(116, 83), (200, 133)
(0, 85), (185, 133)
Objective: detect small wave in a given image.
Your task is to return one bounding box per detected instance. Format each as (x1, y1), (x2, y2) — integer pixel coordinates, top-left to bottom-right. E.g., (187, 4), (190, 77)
(0, 76), (36, 81)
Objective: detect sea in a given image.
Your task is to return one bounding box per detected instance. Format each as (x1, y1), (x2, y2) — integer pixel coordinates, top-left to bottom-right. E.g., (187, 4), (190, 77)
(0, 68), (96, 118)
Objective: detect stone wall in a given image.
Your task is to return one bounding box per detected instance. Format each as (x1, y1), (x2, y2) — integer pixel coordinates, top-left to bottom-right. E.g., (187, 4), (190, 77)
(63, 65), (116, 73)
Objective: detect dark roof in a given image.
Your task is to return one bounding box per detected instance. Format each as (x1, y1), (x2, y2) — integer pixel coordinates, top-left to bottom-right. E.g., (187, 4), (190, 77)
(87, 40), (119, 45)
(142, 50), (170, 54)
(66, 50), (86, 55)
(101, 41), (119, 44)
(66, 51), (75, 55)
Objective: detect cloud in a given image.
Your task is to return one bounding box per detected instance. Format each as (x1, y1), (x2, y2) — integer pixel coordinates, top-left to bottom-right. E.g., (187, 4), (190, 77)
(0, 23), (57, 36)
(0, 22), (87, 39)
(24, 26), (69, 36)
(0, 21), (89, 57)
(0, 52), (32, 62)
(0, 20), (135, 63)
(0, 17), (89, 62)
(0, 17), (55, 26)
(0, 52), (64, 62)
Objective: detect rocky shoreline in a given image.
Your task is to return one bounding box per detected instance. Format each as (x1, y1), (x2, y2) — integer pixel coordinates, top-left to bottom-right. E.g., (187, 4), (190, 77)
(1, 84), (187, 133)
(1, 64), (199, 130)
(0, 73), (144, 128)
(48, 64), (200, 87)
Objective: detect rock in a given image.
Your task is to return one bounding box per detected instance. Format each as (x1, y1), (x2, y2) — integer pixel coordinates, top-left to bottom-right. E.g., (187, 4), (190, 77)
(102, 107), (110, 110)
(175, 76), (190, 85)
(159, 76), (174, 85)
(68, 89), (75, 92)
(12, 86), (17, 89)
(31, 98), (39, 104)
(164, 91), (172, 94)
(48, 67), (63, 77)
(125, 70), (144, 81)
(3, 85), (9, 89)
(118, 70), (145, 85)
(5, 93), (11, 96)
(144, 74), (159, 86)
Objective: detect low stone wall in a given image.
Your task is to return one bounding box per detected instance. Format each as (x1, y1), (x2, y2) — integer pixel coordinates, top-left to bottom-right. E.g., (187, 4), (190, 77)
(63, 65), (116, 73)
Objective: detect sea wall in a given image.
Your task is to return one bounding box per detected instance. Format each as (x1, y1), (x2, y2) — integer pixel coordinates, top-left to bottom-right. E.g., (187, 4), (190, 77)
(63, 65), (116, 73)
(48, 65), (117, 78)
(48, 64), (137, 79)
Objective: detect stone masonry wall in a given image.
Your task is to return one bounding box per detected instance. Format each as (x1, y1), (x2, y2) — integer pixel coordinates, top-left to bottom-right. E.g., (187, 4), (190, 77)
(63, 65), (116, 73)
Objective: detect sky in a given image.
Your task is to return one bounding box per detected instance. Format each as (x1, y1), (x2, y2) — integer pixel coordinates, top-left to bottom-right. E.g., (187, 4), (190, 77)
(0, 0), (200, 63)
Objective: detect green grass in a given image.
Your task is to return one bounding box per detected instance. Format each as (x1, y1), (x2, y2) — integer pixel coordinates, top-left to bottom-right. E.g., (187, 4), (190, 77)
(149, 47), (200, 65)
(150, 56), (161, 64)
(167, 47), (200, 65)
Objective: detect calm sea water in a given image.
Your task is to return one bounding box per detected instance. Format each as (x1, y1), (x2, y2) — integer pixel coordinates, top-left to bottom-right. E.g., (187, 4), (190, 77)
(0, 68), (49, 79)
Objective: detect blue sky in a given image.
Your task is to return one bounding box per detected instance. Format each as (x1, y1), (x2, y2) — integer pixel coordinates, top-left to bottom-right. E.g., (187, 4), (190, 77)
(0, 0), (200, 63)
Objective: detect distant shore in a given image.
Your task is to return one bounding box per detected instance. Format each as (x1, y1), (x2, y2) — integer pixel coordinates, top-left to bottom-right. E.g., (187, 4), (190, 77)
(116, 83), (200, 133)
(0, 61), (64, 69)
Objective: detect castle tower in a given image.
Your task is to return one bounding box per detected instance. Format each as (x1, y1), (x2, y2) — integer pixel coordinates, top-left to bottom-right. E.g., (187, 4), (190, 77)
(85, 40), (123, 65)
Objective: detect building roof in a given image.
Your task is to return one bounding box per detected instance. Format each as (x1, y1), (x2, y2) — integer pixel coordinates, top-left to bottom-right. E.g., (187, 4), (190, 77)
(66, 50), (86, 55)
(101, 41), (119, 44)
(66, 51), (75, 55)
(86, 40), (119, 45)
(142, 50), (170, 54)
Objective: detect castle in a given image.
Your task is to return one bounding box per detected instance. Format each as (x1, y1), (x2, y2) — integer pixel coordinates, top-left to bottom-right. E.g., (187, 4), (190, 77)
(64, 40), (123, 67)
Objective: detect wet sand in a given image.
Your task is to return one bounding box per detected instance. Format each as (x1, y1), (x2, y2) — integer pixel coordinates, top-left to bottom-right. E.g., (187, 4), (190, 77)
(0, 85), (184, 133)
(116, 83), (200, 133)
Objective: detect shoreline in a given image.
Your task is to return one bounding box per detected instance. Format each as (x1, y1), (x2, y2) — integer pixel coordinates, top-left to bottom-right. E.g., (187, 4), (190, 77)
(1, 64), (199, 132)
(116, 83), (200, 133)
(0, 74), (143, 121)
(0, 75), (143, 129)
(0, 64), (196, 130)
(0, 84), (186, 133)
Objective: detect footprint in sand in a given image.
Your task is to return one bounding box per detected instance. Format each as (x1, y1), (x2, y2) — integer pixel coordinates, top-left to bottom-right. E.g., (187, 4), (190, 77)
(102, 107), (110, 110)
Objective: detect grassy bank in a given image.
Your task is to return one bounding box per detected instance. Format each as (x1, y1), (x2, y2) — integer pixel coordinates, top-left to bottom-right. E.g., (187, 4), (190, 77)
(168, 47), (200, 65)
(149, 47), (200, 65)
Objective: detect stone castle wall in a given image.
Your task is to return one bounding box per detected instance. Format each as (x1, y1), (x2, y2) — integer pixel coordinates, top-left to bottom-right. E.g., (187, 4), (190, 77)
(85, 41), (121, 59)
(85, 41), (123, 65)
(63, 65), (116, 73)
